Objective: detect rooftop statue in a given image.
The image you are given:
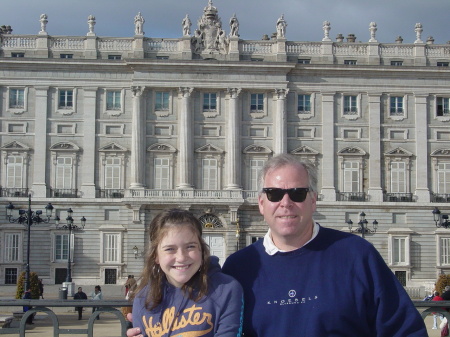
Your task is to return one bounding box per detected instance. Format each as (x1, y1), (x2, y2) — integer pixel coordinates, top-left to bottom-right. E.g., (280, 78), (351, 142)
(276, 14), (287, 38)
(39, 14), (48, 35)
(134, 12), (145, 36)
(182, 15), (192, 36)
(229, 14), (239, 37)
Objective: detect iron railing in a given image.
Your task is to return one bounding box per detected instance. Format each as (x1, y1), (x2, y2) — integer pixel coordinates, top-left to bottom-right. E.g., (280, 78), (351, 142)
(0, 299), (131, 337)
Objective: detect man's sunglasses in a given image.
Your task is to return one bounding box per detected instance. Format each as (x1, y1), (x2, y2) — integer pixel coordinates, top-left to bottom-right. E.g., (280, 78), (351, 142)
(262, 188), (310, 203)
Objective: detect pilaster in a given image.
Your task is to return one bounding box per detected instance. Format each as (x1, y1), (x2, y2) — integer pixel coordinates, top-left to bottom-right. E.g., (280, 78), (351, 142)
(129, 86), (146, 189)
(84, 36), (98, 59)
(367, 93), (383, 201)
(32, 86), (49, 197)
(177, 87), (194, 189)
(180, 36), (192, 60)
(228, 36), (240, 61)
(320, 92), (336, 201)
(273, 88), (289, 155)
(276, 38), (287, 62)
(132, 36), (145, 58)
(415, 95), (430, 201)
(225, 88), (242, 190)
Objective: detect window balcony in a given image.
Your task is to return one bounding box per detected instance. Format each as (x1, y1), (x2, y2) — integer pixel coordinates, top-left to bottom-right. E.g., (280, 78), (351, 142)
(50, 188), (78, 198)
(0, 188), (29, 197)
(384, 192), (414, 202)
(337, 192), (367, 202)
(431, 193), (450, 203)
(97, 189), (124, 198)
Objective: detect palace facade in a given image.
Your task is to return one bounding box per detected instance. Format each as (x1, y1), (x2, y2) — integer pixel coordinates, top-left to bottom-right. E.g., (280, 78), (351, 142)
(0, 2), (449, 294)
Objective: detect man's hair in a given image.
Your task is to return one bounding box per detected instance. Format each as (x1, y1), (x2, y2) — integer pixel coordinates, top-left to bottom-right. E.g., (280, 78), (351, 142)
(258, 154), (318, 194)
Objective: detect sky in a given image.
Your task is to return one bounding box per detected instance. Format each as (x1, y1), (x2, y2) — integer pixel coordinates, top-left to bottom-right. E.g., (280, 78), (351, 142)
(0, 0), (449, 44)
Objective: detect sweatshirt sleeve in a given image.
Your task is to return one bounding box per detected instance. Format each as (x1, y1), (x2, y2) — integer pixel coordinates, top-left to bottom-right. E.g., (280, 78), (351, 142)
(213, 277), (244, 337)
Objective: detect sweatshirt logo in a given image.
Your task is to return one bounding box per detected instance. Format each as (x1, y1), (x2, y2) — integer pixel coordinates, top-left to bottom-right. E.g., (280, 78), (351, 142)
(143, 304), (213, 337)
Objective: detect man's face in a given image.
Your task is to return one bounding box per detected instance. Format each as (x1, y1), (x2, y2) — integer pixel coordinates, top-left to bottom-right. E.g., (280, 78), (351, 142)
(258, 164), (317, 249)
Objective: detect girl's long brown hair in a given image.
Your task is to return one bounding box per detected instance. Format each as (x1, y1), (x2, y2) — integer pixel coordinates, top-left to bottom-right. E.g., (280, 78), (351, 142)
(131, 208), (210, 311)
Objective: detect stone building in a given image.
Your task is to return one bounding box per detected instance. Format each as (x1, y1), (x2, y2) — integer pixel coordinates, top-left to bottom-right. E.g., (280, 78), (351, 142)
(0, 1), (449, 293)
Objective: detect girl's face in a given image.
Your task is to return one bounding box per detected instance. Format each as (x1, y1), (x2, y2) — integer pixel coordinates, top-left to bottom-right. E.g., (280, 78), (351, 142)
(156, 225), (203, 288)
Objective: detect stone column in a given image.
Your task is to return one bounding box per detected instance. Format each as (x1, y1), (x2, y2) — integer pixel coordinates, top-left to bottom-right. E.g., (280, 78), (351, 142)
(32, 87), (49, 197)
(320, 93), (336, 201)
(129, 86), (146, 189)
(367, 93), (383, 201)
(226, 88), (242, 190)
(414, 95), (430, 201)
(80, 88), (98, 198)
(273, 89), (289, 155)
(177, 87), (194, 189)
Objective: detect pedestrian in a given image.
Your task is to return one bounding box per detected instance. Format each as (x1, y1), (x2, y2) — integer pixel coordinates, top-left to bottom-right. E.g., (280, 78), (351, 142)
(22, 287), (34, 324)
(127, 208), (243, 337)
(220, 154), (427, 336)
(91, 285), (102, 320)
(73, 287), (88, 320)
(38, 279), (44, 299)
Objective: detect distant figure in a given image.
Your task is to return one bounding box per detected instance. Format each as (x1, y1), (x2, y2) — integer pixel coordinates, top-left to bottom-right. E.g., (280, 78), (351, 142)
(38, 279), (44, 299)
(134, 12), (145, 35)
(229, 14), (239, 37)
(182, 14), (191, 36)
(22, 288), (33, 324)
(91, 285), (102, 320)
(73, 287), (88, 320)
(276, 14), (287, 38)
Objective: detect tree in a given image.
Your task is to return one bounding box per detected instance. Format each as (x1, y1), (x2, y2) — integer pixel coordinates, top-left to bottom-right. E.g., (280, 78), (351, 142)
(16, 271), (39, 299)
(435, 274), (450, 296)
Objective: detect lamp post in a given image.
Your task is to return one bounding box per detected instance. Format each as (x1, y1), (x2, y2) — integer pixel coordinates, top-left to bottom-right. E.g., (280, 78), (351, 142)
(55, 208), (86, 285)
(6, 194), (55, 291)
(235, 218), (240, 251)
(346, 211), (379, 239)
(433, 207), (450, 228)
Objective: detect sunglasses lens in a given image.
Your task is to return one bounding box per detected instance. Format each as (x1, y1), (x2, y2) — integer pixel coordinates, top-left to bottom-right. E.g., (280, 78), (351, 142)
(288, 189), (308, 202)
(265, 189), (284, 202)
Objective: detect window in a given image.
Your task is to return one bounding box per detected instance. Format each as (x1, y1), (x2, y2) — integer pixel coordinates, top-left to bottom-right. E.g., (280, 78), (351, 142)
(202, 158), (218, 190)
(393, 237), (406, 264)
(438, 163), (450, 194)
(5, 268), (18, 284)
(56, 157), (73, 189)
(108, 55), (121, 60)
(391, 61), (403, 66)
(343, 95), (358, 115)
(343, 161), (359, 192)
(55, 234), (69, 261)
(6, 155), (23, 188)
(391, 161), (406, 193)
(104, 233), (119, 263)
(298, 59), (310, 64)
(441, 237), (450, 265)
(390, 96), (404, 115)
(250, 159), (264, 191)
(105, 157), (121, 189)
(250, 93), (264, 111)
(156, 56), (169, 60)
(298, 95), (311, 113)
(5, 233), (20, 262)
(59, 90), (73, 109)
(203, 93), (217, 111)
(106, 91), (121, 110)
(154, 158), (170, 189)
(60, 54), (73, 59)
(9, 89), (24, 109)
(155, 92), (169, 111)
(437, 97), (450, 117)
(437, 62), (449, 67)
(11, 53), (24, 58)
(344, 60), (357, 65)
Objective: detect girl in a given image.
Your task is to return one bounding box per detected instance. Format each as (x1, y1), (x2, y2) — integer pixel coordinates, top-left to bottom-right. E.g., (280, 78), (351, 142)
(131, 208), (243, 337)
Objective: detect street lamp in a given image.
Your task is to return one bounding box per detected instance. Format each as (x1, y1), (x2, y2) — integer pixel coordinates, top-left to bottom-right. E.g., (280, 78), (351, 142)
(433, 207), (450, 228)
(346, 211), (379, 239)
(55, 208), (86, 284)
(6, 194), (55, 290)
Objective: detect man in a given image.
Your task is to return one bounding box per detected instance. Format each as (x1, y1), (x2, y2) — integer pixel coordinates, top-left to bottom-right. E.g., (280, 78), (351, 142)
(73, 287), (88, 320)
(221, 154), (427, 336)
(126, 154), (426, 336)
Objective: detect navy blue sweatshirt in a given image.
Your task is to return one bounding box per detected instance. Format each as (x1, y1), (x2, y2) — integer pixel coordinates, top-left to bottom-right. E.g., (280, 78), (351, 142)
(223, 225), (427, 337)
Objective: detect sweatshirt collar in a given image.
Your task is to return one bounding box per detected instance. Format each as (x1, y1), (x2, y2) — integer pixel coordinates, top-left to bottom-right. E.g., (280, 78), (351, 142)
(263, 222), (320, 255)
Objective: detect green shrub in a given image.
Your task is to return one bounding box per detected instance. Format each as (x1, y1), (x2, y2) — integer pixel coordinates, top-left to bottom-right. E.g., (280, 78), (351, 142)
(435, 274), (450, 296)
(16, 271), (39, 299)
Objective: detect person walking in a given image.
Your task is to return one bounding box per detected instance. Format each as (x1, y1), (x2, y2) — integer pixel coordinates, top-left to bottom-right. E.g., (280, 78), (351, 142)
(91, 285), (102, 320)
(73, 287), (88, 320)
